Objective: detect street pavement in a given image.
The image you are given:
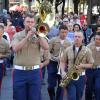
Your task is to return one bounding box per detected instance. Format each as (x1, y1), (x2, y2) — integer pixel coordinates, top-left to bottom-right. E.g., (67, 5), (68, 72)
(0, 69), (85, 100)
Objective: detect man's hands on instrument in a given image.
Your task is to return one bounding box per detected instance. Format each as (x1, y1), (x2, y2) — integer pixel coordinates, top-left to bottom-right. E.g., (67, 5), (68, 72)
(61, 71), (66, 79)
(26, 28), (36, 39)
(76, 63), (85, 70)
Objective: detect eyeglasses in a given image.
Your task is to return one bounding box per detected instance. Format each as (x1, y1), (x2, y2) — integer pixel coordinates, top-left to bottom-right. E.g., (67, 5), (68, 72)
(26, 21), (34, 23)
(83, 25), (87, 26)
(95, 37), (100, 41)
(74, 36), (81, 38)
(74, 27), (79, 28)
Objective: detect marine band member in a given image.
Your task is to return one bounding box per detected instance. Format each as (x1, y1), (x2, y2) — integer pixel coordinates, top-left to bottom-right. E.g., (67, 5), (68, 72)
(60, 31), (94, 100)
(85, 32), (100, 100)
(47, 25), (71, 100)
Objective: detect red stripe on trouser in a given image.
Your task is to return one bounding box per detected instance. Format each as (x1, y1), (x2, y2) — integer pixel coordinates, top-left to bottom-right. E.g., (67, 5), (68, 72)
(12, 69), (14, 84)
(0, 64), (4, 91)
(12, 69), (14, 98)
(0, 75), (1, 91)
(40, 68), (42, 80)
(2, 64), (5, 77)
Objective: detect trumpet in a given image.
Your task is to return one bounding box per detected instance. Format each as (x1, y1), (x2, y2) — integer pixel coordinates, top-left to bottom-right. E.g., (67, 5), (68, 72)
(37, 23), (50, 37)
(28, 23), (50, 43)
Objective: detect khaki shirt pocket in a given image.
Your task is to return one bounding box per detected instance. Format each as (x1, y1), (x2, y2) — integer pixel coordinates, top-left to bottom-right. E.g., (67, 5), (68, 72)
(53, 42), (61, 52)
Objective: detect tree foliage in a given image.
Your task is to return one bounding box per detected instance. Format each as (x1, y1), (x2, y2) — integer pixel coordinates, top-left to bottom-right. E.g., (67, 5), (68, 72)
(37, 0), (65, 18)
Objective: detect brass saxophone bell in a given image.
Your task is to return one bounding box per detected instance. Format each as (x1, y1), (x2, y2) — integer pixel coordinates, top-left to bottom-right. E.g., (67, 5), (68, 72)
(71, 72), (79, 80)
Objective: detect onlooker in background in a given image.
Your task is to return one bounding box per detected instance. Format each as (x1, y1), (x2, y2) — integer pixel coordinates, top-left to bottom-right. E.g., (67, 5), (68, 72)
(90, 26), (100, 42)
(47, 14), (62, 39)
(5, 24), (16, 42)
(11, 11), (24, 32)
(70, 14), (81, 26)
(47, 27), (59, 39)
(66, 23), (74, 43)
(54, 14), (62, 28)
(73, 24), (81, 32)
(97, 17), (100, 25)
(68, 12), (74, 22)
(82, 21), (92, 45)
(62, 18), (69, 27)
(79, 12), (86, 26)
(0, 23), (10, 45)
(6, 18), (12, 27)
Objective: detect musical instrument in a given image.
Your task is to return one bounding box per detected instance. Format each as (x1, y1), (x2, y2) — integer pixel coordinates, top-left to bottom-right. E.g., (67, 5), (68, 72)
(37, 23), (50, 37)
(27, 23), (49, 43)
(29, 0), (55, 42)
(57, 45), (65, 75)
(59, 47), (88, 88)
(39, 0), (52, 22)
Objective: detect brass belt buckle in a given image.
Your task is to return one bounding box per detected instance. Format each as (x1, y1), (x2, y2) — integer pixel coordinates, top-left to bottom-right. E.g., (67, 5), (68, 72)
(25, 67), (33, 70)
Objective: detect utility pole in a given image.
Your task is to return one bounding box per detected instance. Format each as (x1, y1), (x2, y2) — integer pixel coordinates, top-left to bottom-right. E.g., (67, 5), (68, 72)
(5, 0), (9, 11)
(0, 0), (3, 13)
(87, 0), (92, 24)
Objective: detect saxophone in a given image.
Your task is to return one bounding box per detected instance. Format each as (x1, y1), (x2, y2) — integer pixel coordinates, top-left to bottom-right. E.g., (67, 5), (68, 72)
(59, 47), (87, 88)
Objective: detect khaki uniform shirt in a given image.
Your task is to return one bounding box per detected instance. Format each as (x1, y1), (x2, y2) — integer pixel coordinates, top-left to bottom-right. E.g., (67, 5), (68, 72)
(40, 48), (50, 62)
(11, 30), (41, 66)
(0, 37), (11, 58)
(61, 45), (94, 71)
(88, 42), (100, 68)
(49, 36), (71, 62)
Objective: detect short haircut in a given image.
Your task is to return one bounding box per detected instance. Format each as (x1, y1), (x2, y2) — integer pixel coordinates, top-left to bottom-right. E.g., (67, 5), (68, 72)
(74, 31), (84, 38)
(24, 13), (34, 20)
(59, 25), (68, 30)
(0, 25), (4, 30)
(95, 32), (100, 36)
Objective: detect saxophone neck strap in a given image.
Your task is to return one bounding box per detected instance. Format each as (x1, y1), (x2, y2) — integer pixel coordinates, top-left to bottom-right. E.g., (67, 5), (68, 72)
(73, 45), (83, 64)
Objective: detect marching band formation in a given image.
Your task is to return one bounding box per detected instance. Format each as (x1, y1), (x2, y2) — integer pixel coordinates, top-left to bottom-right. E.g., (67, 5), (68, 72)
(0, 3), (100, 100)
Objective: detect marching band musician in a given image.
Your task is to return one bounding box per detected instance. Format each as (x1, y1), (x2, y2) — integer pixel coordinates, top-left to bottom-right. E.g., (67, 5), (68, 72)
(85, 32), (100, 100)
(59, 31), (94, 100)
(0, 25), (11, 94)
(11, 14), (49, 100)
(47, 25), (71, 100)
